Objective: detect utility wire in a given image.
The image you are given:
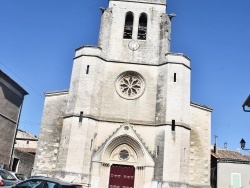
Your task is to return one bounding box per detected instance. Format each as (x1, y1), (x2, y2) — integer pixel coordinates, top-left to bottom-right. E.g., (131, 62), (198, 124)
(19, 121), (41, 124)
(19, 121), (41, 126)
(0, 59), (44, 98)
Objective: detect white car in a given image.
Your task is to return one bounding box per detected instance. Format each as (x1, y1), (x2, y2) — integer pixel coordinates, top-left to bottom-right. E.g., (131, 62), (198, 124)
(0, 169), (20, 186)
(4, 176), (83, 188)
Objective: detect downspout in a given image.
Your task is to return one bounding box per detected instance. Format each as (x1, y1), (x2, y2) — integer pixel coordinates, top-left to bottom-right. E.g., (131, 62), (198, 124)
(9, 99), (24, 170)
(214, 135), (218, 155)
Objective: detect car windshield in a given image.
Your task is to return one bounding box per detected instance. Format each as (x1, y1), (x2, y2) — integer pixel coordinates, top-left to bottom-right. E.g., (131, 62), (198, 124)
(0, 170), (16, 180)
(17, 179), (43, 188)
(15, 173), (27, 180)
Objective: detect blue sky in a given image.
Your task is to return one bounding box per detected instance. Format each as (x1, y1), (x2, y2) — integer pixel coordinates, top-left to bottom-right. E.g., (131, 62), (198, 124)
(0, 0), (250, 152)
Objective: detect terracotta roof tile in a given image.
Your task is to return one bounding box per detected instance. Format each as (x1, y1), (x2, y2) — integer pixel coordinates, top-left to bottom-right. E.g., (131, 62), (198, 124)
(212, 148), (250, 162)
(15, 147), (36, 154)
(16, 129), (38, 140)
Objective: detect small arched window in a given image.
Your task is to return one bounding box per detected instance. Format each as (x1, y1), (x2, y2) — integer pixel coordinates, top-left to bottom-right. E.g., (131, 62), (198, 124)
(123, 12), (134, 39)
(138, 13), (147, 40)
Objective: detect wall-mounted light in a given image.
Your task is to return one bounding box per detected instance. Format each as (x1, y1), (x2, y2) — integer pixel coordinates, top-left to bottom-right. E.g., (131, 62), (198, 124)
(240, 138), (250, 150)
(242, 95), (250, 112)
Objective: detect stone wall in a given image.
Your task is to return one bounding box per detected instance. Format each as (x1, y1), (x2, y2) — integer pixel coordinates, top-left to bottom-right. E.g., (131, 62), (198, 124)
(189, 103), (212, 187)
(13, 149), (35, 176)
(32, 91), (68, 176)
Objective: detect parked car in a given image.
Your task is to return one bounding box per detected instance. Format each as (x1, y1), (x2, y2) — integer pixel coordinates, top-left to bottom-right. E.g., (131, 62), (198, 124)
(0, 178), (3, 186)
(9, 172), (27, 181)
(0, 169), (20, 186)
(3, 176), (83, 188)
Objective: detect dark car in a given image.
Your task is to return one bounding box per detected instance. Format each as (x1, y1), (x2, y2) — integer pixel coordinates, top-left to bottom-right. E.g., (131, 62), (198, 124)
(0, 169), (20, 186)
(5, 177), (83, 188)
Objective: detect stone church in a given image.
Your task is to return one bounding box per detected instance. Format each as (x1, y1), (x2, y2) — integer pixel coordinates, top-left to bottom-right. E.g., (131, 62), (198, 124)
(33, 0), (212, 187)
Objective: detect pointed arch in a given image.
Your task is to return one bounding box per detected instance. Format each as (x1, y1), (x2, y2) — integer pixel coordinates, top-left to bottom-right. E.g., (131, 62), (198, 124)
(138, 13), (147, 40)
(123, 12), (134, 39)
(102, 135), (145, 165)
(92, 124), (155, 187)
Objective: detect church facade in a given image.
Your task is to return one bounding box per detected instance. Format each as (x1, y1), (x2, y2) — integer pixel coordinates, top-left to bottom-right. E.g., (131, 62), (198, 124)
(33, 0), (212, 187)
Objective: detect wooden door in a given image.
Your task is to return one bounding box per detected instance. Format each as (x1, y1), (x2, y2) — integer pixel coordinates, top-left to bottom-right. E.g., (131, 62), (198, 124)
(108, 164), (135, 188)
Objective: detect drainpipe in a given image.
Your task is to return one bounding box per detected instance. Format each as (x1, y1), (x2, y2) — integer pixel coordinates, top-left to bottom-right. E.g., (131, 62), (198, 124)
(214, 135), (218, 155)
(213, 144), (217, 155)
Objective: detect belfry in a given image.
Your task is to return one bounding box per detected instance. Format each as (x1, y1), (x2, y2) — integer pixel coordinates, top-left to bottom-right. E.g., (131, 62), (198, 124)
(33, 0), (212, 187)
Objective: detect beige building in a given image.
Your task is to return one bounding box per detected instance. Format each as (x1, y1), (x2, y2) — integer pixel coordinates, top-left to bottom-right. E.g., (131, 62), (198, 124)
(211, 148), (250, 188)
(33, 0), (212, 187)
(12, 129), (38, 176)
(15, 129), (38, 149)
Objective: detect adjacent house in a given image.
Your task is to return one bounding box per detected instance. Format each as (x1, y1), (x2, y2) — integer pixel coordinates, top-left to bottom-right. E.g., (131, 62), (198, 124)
(211, 147), (250, 188)
(12, 129), (38, 176)
(0, 70), (28, 169)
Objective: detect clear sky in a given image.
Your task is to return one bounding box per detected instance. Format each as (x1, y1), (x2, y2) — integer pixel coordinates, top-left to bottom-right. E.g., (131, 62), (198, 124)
(1, 0), (250, 152)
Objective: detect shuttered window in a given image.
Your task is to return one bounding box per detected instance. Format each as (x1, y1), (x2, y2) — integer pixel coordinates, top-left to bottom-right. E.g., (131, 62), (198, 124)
(231, 173), (241, 188)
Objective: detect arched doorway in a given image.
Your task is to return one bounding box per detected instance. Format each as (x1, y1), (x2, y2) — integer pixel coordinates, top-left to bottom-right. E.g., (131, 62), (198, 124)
(92, 125), (155, 187)
(108, 164), (135, 188)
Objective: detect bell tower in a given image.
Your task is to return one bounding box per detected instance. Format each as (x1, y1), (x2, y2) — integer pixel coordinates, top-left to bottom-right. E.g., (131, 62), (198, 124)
(98, 0), (171, 64)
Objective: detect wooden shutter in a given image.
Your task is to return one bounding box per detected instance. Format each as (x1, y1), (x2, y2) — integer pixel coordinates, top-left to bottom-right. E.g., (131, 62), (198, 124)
(231, 173), (241, 188)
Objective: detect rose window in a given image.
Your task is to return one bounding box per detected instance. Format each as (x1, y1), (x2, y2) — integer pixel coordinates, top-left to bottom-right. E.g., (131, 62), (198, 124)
(115, 72), (145, 100)
(119, 150), (129, 160)
(119, 75), (141, 97)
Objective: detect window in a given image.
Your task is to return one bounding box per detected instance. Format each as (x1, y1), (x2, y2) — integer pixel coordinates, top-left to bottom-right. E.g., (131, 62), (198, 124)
(138, 13), (147, 40)
(16, 179), (43, 188)
(156, 146), (159, 157)
(79, 111), (83, 122)
(119, 150), (129, 160)
(45, 181), (60, 188)
(15, 173), (27, 181)
(231, 173), (241, 188)
(123, 12), (134, 39)
(171, 120), (175, 132)
(0, 169), (16, 180)
(86, 65), (89, 74)
(115, 71), (145, 100)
